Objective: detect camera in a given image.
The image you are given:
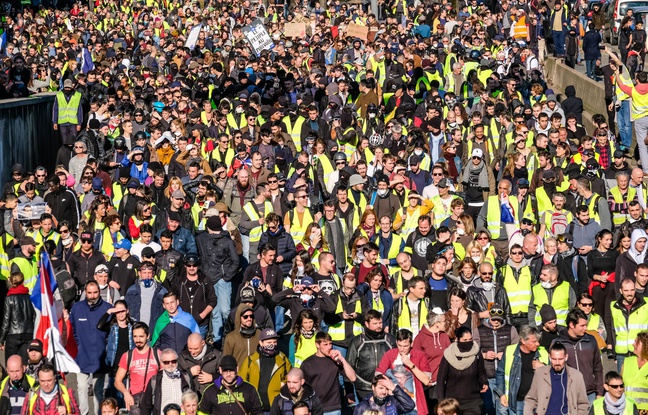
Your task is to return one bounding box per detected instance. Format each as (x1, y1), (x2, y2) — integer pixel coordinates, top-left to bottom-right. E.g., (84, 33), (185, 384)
(251, 277), (261, 288)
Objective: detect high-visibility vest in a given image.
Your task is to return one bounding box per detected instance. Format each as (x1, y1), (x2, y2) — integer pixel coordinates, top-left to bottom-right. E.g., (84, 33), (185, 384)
(502, 265), (533, 314)
(532, 281), (571, 326)
(28, 384), (72, 415)
(587, 313), (601, 331)
(622, 357), (648, 409)
(56, 91), (81, 125)
(512, 16), (528, 39)
(368, 56), (386, 87)
(444, 53), (457, 78)
(377, 233), (404, 274)
(397, 297), (428, 332)
(0, 234), (14, 280)
(287, 208), (314, 245)
(627, 83), (648, 120)
(282, 116), (306, 152)
(593, 396), (637, 415)
(0, 375), (35, 397)
(227, 112), (247, 130)
(610, 186), (637, 226)
(586, 194), (602, 224)
(100, 227), (124, 261)
(503, 344), (548, 399)
(535, 187), (554, 214)
(243, 201), (274, 243)
(415, 76), (431, 105)
(11, 256), (39, 293)
(462, 61), (479, 78)
(486, 195), (519, 239)
(294, 334), (317, 368)
(616, 71), (632, 102)
(611, 301), (648, 354)
(431, 195), (459, 228)
(390, 270), (423, 294)
(328, 295), (364, 340)
(317, 156), (335, 191)
(29, 230), (61, 254)
(399, 206), (421, 239)
(348, 190), (368, 212)
(210, 147), (235, 167)
(130, 215), (156, 243)
(112, 183), (126, 210)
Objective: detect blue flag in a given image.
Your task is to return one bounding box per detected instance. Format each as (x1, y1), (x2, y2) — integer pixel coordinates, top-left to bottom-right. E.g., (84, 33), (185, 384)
(81, 47), (94, 74)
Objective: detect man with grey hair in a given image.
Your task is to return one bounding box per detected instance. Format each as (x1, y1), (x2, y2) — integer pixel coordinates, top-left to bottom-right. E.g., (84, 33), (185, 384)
(445, 61), (465, 96)
(140, 348), (192, 415)
(609, 171), (638, 229)
(494, 326), (547, 415)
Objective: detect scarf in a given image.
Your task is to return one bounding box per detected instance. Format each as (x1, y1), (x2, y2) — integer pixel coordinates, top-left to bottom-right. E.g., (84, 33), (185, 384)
(301, 328), (315, 339)
(7, 285), (29, 296)
(444, 151), (459, 179)
(605, 392), (627, 415)
(443, 341), (480, 371)
(362, 223), (375, 239)
(460, 160), (489, 190)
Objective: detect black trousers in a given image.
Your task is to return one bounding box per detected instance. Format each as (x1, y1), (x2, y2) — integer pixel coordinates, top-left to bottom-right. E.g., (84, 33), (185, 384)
(5, 333), (33, 365)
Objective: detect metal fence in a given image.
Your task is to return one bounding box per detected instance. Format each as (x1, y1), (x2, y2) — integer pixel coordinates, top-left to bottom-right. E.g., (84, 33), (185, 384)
(0, 93), (61, 191)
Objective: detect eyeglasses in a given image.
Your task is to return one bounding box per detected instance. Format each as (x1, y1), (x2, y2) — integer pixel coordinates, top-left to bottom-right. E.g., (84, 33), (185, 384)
(81, 239), (93, 244)
(477, 237), (489, 241)
(481, 272), (493, 275)
(36, 174), (46, 178)
(162, 359), (177, 364)
(60, 229), (69, 234)
(511, 251), (523, 255)
(336, 161), (346, 165)
(74, 145), (84, 149)
(433, 173), (444, 176)
(608, 384), (624, 389)
(268, 180), (278, 184)
(242, 314), (254, 319)
(297, 195), (308, 199)
(579, 302), (594, 307)
(186, 264), (198, 268)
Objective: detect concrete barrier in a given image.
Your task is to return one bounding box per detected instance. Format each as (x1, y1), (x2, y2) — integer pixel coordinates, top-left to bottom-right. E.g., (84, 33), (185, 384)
(544, 57), (607, 133)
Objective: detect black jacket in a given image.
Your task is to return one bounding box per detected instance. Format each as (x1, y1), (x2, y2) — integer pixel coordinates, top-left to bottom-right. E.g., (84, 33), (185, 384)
(346, 332), (397, 392)
(67, 249), (107, 287)
(139, 370), (192, 415)
(259, 227), (297, 276)
(270, 383), (323, 415)
(561, 86), (584, 124)
(0, 289), (35, 342)
(272, 288), (336, 325)
(475, 323), (518, 378)
(155, 248), (184, 286)
(466, 282), (512, 324)
(195, 231), (240, 284)
(178, 345), (222, 394)
(554, 329), (604, 396)
(44, 187), (80, 231)
(174, 272), (218, 326)
(238, 261), (284, 307)
(199, 376), (263, 415)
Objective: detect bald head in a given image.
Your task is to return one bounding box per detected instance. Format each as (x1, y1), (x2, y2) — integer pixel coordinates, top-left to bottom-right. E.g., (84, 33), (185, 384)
(523, 234), (538, 255)
(632, 168), (644, 184)
(6, 355), (24, 381)
(287, 368), (304, 380)
(187, 333), (206, 358)
(286, 368), (305, 394)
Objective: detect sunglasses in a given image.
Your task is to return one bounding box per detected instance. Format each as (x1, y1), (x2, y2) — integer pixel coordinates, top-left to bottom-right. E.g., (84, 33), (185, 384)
(477, 237), (489, 241)
(481, 272), (493, 276)
(472, 156), (481, 160)
(511, 251), (523, 255)
(490, 308), (504, 315)
(608, 384), (624, 389)
(36, 174), (46, 178)
(186, 264), (198, 268)
(268, 180), (278, 184)
(162, 360), (177, 364)
(242, 314), (254, 319)
(81, 239), (93, 244)
(579, 302), (593, 307)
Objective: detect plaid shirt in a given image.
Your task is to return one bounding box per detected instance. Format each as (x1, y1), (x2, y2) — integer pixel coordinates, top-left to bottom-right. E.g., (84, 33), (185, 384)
(595, 142), (610, 169)
(20, 385), (79, 415)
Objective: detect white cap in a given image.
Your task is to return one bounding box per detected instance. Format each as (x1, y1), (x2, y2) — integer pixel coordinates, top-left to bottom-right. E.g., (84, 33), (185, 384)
(471, 148), (484, 159)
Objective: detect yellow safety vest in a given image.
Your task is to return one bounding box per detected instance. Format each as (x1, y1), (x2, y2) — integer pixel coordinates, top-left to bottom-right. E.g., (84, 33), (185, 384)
(227, 112), (247, 130)
(28, 384), (72, 415)
(293, 334), (317, 368)
(587, 313), (601, 331)
(390, 270), (423, 294)
(610, 187), (637, 226)
(378, 233), (404, 274)
(486, 195), (519, 239)
(130, 216), (156, 243)
(317, 156), (335, 192)
(431, 195), (458, 228)
(593, 396), (637, 414)
(368, 57), (386, 87)
(11, 256), (39, 293)
(56, 91), (81, 125)
(288, 208), (314, 245)
(626, 84), (648, 120)
(503, 344), (548, 399)
(397, 297), (428, 332)
(534, 187), (554, 215)
(611, 301), (648, 354)
(282, 116), (306, 152)
(502, 265), (533, 314)
(0, 375), (35, 396)
(348, 190), (368, 212)
(29, 230), (61, 254)
(622, 356), (648, 409)
(0, 234), (13, 280)
(541, 209), (574, 238)
(399, 206), (421, 239)
(210, 147), (235, 167)
(243, 201), (274, 243)
(112, 183), (126, 210)
(100, 227), (124, 261)
(328, 295), (364, 340)
(586, 194), (602, 224)
(532, 282), (571, 326)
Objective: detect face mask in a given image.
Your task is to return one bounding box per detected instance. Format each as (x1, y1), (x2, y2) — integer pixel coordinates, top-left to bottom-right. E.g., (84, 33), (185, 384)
(260, 343), (277, 357)
(482, 282), (493, 291)
(414, 150), (423, 156)
(142, 279), (154, 288)
(356, 252), (364, 262)
(377, 189), (388, 197)
(300, 293), (314, 307)
(521, 229), (531, 236)
(235, 106), (244, 114)
(471, 256), (481, 263)
(541, 281), (553, 289)
(369, 112), (376, 118)
(457, 340), (474, 352)
(457, 228), (465, 235)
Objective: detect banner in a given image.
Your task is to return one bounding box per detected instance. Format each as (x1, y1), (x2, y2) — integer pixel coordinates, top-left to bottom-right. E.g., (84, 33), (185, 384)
(346, 23), (369, 41)
(242, 19), (274, 56)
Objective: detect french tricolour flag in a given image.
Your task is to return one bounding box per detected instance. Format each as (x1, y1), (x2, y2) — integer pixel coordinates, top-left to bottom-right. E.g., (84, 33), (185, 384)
(32, 252), (79, 373)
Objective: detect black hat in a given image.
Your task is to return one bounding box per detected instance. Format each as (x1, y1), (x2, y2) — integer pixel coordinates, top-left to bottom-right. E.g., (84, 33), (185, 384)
(220, 355), (238, 371)
(28, 339), (43, 353)
(168, 211), (181, 222)
(206, 215), (222, 231)
(540, 304), (557, 324)
(184, 252), (200, 265)
(240, 286), (255, 303)
(141, 247), (156, 258)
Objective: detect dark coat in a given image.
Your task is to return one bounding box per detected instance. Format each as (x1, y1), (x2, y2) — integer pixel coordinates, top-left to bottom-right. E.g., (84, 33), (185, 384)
(125, 281), (168, 328)
(259, 226), (297, 276)
(582, 30), (602, 61)
(139, 370), (192, 415)
(195, 230), (240, 284)
(178, 344), (222, 394)
(561, 85), (584, 124)
(239, 261), (284, 307)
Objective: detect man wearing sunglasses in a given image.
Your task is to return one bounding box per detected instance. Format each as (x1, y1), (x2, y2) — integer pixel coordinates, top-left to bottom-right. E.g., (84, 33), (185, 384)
(591, 371), (638, 415)
(140, 348), (192, 415)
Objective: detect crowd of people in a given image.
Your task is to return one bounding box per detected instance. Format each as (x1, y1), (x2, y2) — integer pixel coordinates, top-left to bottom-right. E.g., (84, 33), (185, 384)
(4, 0), (648, 415)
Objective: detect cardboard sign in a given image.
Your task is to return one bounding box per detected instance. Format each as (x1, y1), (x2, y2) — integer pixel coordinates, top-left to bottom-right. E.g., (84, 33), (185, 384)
(346, 23), (369, 41)
(284, 22), (306, 38)
(242, 19), (275, 56)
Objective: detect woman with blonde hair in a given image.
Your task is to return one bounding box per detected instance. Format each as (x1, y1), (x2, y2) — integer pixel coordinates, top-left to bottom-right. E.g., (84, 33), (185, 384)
(455, 214), (475, 251)
(163, 177), (185, 203)
(350, 236), (369, 269)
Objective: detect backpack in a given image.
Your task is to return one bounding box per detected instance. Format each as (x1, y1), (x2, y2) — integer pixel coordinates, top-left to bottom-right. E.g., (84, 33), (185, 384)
(52, 262), (77, 308)
(549, 211), (569, 236)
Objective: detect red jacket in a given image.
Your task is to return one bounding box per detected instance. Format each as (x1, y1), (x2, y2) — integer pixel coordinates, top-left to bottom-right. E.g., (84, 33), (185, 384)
(376, 347), (430, 415)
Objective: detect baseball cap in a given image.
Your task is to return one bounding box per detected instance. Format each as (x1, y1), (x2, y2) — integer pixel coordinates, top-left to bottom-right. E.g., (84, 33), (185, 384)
(114, 239), (132, 251)
(94, 264), (109, 274)
(259, 329), (279, 341)
(437, 178), (451, 188)
(141, 247), (156, 258)
(471, 148), (484, 159)
(613, 150), (625, 158)
(518, 178), (530, 189)
(92, 177), (103, 190)
(301, 276), (314, 287)
(240, 286), (256, 303)
(171, 190), (185, 199)
(220, 355), (238, 371)
(28, 339), (43, 353)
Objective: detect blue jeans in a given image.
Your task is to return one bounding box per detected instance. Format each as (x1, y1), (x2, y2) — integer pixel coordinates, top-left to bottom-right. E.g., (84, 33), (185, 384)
(635, 115), (648, 173)
(508, 401), (525, 415)
(617, 355), (626, 372)
(618, 99), (632, 150)
(211, 279), (232, 344)
(241, 234), (250, 262)
(588, 392), (597, 405)
(586, 59), (597, 79)
(553, 30), (566, 56)
(323, 411), (342, 415)
(199, 325), (208, 340)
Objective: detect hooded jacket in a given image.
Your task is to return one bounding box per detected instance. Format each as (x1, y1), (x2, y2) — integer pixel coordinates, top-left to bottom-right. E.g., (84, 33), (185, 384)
(223, 304), (262, 367)
(269, 383), (323, 415)
(239, 350), (292, 410)
(259, 226), (297, 275)
(412, 325), (451, 383)
(561, 86), (584, 124)
(178, 344), (222, 394)
(195, 230), (240, 284)
(199, 375), (263, 415)
(616, 228), (648, 284)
